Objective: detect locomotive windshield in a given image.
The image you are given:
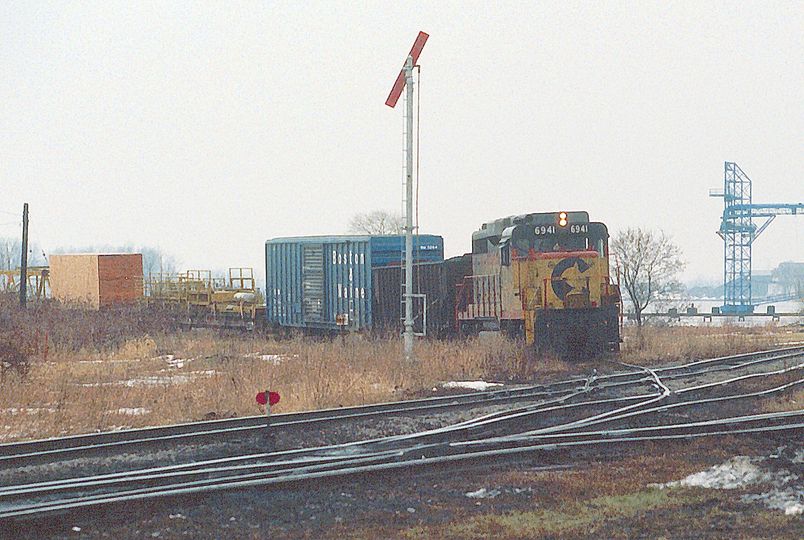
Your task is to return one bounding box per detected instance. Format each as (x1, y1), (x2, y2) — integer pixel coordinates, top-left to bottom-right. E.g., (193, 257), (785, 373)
(501, 222), (609, 264)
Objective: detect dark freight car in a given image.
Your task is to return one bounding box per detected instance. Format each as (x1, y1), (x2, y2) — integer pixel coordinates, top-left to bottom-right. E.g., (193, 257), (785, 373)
(371, 255), (472, 337)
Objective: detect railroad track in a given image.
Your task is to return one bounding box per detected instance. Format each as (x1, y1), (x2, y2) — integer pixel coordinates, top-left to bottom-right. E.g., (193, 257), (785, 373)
(0, 380), (603, 465)
(1, 346), (802, 521)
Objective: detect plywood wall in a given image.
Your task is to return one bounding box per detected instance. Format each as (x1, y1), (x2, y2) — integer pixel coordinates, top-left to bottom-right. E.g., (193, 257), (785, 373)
(50, 254), (101, 309)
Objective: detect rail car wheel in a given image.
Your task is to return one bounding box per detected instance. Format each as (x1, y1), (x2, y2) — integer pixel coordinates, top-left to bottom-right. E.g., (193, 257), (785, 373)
(501, 320), (524, 339)
(458, 321), (473, 336)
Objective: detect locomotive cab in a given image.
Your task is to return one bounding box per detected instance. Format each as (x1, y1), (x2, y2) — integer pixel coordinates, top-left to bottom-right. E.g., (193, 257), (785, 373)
(509, 216), (620, 358)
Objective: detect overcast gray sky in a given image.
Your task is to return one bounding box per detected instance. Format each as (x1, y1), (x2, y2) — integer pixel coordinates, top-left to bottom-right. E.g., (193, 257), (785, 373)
(2, 1), (802, 284)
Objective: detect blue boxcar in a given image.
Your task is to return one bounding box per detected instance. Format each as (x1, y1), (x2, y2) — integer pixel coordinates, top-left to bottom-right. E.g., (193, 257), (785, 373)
(369, 235), (444, 267)
(265, 235), (444, 330)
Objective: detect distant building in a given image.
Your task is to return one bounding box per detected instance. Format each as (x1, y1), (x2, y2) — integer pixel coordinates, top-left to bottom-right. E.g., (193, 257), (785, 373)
(50, 254), (143, 309)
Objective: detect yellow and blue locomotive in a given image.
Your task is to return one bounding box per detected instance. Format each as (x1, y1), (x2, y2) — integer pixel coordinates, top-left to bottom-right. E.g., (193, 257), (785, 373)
(456, 211), (621, 358)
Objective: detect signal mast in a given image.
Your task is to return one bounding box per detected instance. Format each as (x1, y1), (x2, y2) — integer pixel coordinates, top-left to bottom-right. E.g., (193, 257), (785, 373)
(385, 31), (429, 361)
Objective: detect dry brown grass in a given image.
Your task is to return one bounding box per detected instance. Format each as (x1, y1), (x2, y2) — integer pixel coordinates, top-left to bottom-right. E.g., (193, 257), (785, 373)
(1, 331), (557, 442)
(2, 294), (801, 443)
(619, 324), (797, 365)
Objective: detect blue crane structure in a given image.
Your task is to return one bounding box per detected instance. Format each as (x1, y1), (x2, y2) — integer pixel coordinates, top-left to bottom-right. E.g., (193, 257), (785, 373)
(709, 162), (803, 314)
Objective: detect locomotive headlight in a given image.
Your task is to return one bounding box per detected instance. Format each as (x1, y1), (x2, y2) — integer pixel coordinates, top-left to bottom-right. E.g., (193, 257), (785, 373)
(558, 212), (568, 227)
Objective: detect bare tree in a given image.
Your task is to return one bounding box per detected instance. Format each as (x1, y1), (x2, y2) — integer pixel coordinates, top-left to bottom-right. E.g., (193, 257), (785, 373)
(610, 228), (685, 330)
(348, 210), (404, 235)
(771, 261), (804, 297)
(0, 238), (19, 271)
(0, 237), (45, 270)
(139, 247), (178, 277)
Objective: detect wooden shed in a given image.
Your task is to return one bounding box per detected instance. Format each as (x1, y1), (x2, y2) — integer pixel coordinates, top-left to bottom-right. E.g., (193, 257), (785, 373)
(50, 254), (143, 309)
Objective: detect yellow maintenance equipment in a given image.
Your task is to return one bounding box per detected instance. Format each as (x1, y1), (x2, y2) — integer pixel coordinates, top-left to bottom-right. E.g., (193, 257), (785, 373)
(145, 267), (260, 321)
(0, 266), (50, 301)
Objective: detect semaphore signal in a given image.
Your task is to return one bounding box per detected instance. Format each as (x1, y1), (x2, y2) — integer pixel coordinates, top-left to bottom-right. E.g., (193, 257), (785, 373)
(385, 31), (429, 362)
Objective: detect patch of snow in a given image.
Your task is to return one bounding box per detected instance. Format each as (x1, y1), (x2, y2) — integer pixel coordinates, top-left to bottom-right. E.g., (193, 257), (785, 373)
(77, 371), (216, 387)
(147, 354), (196, 369)
(259, 354), (282, 364)
(465, 487), (501, 499)
(78, 359), (138, 364)
(113, 407), (150, 416)
(121, 375), (194, 386)
(743, 489), (803, 516)
(161, 355), (196, 369)
(0, 407), (56, 415)
(652, 453), (803, 516)
(656, 456), (772, 490)
(786, 504), (803, 516)
(244, 352), (295, 364)
(442, 381), (503, 392)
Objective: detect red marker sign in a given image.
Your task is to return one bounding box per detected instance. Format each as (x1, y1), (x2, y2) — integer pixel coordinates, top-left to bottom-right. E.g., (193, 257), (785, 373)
(256, 391), (281, 406)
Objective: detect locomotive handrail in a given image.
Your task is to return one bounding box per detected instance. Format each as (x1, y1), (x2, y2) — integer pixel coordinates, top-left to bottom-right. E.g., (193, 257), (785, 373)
(455, 274), (502, 325)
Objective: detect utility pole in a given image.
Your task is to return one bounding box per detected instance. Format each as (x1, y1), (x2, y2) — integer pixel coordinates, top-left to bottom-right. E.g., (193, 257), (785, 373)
(385, 31), (429, 362)
(19, 203), (29, 308)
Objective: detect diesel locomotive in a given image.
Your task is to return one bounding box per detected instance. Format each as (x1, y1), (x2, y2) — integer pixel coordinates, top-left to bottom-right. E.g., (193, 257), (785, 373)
(456, 211), (621, 358)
